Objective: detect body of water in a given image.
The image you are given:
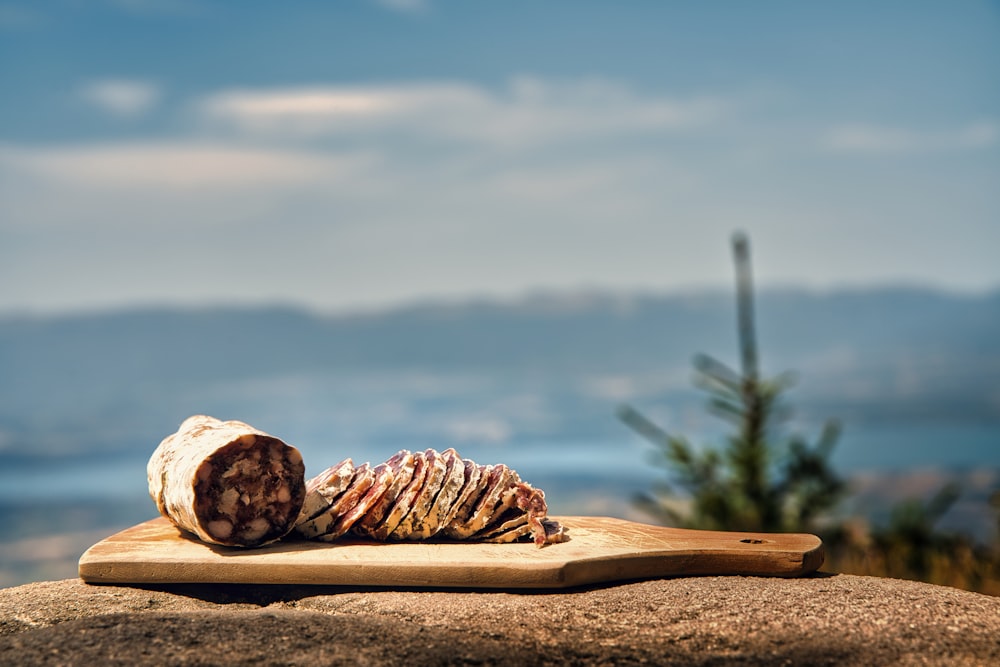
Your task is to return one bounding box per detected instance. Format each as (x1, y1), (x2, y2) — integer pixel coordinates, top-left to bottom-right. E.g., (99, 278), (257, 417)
(2, 419), (997, 506)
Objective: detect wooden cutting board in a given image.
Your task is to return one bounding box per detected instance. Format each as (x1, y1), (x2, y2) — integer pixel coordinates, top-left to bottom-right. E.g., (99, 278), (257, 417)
(78, 516), (823, 589)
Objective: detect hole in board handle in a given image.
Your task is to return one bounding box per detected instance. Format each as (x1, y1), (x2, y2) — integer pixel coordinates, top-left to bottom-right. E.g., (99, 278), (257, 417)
(739, 538), (765, 544)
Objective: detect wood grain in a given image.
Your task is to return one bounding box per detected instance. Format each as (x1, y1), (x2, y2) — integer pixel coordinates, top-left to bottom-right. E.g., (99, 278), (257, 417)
(78, 516), (824, 589)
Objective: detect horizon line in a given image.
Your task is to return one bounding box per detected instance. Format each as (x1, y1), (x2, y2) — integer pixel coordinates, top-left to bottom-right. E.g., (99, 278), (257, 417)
(2, 279), (997, 321)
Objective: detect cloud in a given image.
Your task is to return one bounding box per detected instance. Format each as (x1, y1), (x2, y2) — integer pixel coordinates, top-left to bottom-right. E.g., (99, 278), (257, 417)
(80, 79), (162, 118)
(0, 142), (372, 193)
(822, 121), (998, 155)
(197, 78), (726, 148)
(199, 85), (426, 128)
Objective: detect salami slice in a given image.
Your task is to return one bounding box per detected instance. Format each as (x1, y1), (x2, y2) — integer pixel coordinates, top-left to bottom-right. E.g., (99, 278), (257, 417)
(367, 451), (429, 540)
(295, 459), (355, 527)
(409, 447), (467, 540)
(440, 463), (492, 539)
(314, 462), (395, 542)
(352, 450), (416, 538)
(392, 448), (448, 540)
(482, 520), (533, 543)
(438, 458), (483, 532)
(445, 464), (513, 540)
(476, 506), (529, 540)
(541, 517), (569, 544)
(147, 415), (306, 547)
(512, 480), (552, 547)
(296, 463), (375, 540)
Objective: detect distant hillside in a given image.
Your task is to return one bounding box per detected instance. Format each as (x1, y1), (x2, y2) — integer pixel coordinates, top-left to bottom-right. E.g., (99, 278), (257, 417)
(1, 287), (998, 461)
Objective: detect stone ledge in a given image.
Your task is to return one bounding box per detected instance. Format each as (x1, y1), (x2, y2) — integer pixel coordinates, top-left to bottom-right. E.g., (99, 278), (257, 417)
(2, 574), (998, 665)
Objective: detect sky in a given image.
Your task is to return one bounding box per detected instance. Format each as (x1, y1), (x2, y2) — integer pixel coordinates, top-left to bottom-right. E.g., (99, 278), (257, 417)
(1, 0), (998, 315)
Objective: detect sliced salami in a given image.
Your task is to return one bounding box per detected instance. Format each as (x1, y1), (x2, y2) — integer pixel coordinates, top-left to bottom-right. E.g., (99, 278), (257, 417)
(440, 462), (491, 539)
(314, 462), (395, 542)
(352, 450), (416, 539)
(408, 447), (467, 540)
(367, 451), (430, 540)
(482, 520), (533, 543)
(391, 448), (448, 540)
(445, 464), (513, 540)
(476, 506), (529, 540)
(541, 517), (570, 544)
(438, 458), (483, 531)
(296, 463), (375, 540)
(512, 480), (552, 547)
(147, 415), (306, 547)
(295, 459), (355, 527)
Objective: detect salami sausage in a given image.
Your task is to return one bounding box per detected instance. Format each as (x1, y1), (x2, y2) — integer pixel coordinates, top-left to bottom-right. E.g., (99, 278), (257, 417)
(147, 415), (306, 547)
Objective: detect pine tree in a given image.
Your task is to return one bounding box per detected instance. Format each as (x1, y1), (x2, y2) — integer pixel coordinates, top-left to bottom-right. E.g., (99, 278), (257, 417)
(618, 232), (844, 533)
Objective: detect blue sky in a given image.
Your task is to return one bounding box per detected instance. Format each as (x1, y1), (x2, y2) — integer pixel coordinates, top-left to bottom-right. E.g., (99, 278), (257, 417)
(1, 0), (998, 313)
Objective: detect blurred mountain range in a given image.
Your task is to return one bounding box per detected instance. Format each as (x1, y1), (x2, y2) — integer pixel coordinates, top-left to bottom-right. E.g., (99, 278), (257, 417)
(1, 286), (998, 465)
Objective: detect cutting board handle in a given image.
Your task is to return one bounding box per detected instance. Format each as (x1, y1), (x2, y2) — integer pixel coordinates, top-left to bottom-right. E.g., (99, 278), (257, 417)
(562, 518), (825, 583)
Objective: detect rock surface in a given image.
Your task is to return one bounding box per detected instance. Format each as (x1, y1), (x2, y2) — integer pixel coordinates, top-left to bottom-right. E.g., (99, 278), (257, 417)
(2, 574), (999, 665)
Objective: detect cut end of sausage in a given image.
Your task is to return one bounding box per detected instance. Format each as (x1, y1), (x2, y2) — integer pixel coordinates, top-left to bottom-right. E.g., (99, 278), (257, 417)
(190, 434), (306, 547)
